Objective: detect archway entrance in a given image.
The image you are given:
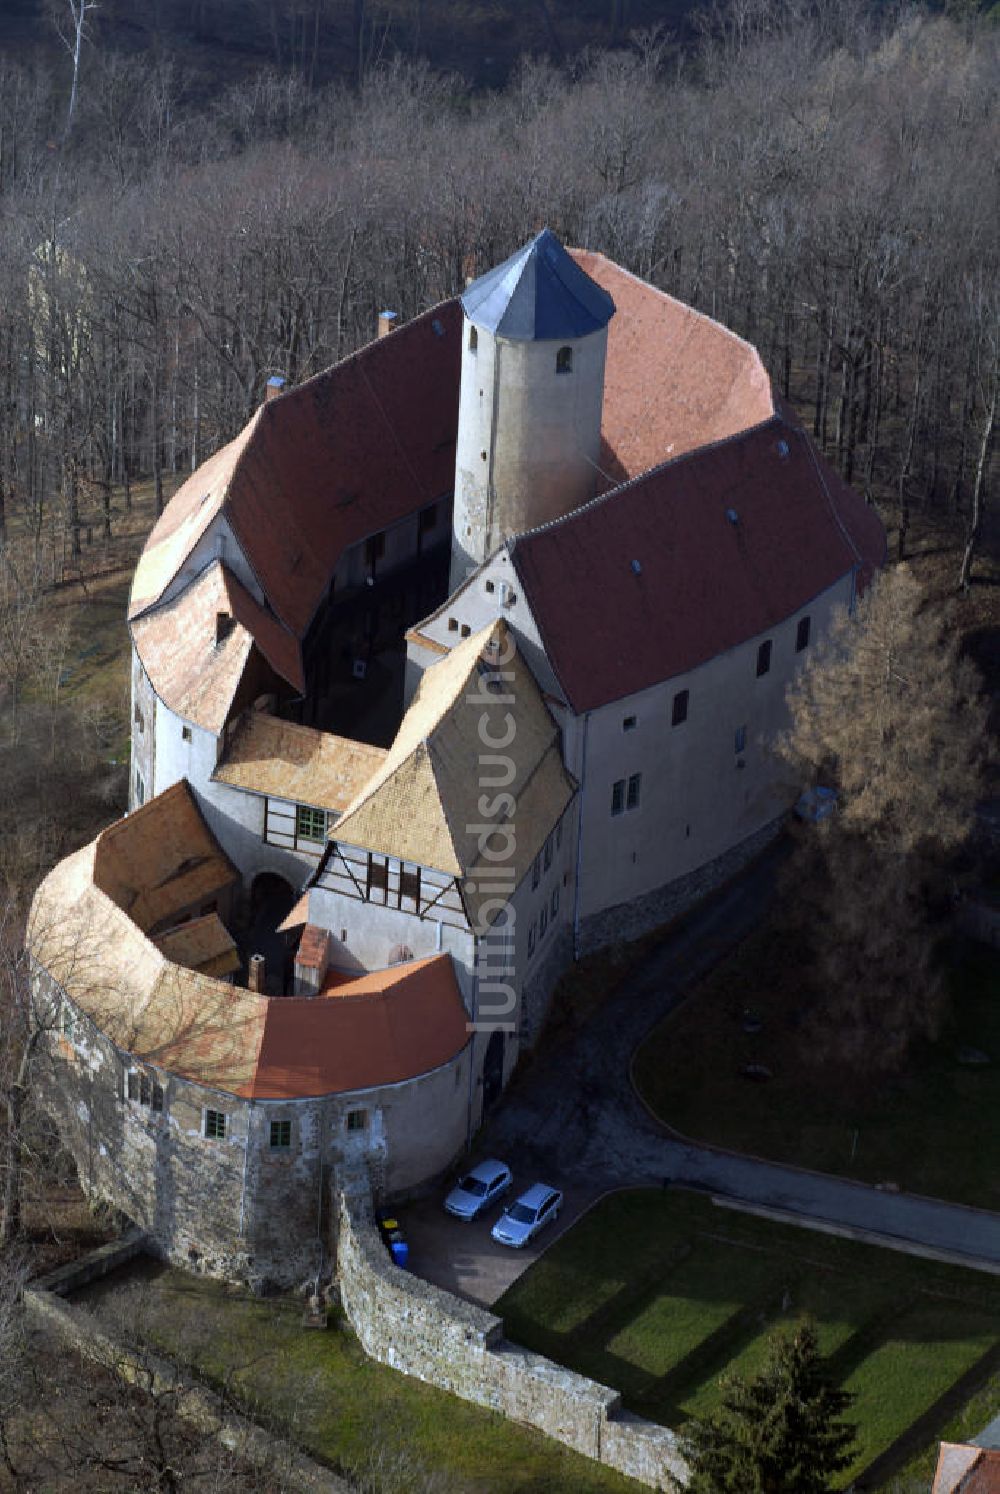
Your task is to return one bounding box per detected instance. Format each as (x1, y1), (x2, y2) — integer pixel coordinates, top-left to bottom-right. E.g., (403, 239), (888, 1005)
(241, 874), (298, 994)
(482, 1030), (505, 1116)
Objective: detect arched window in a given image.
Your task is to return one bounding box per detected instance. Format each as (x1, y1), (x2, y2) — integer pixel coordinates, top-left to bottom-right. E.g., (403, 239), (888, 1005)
(469, 326), (478, 354)
(556, 346), (572, 374)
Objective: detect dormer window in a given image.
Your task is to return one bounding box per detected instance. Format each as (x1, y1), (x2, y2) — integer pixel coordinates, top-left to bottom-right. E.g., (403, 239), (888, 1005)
(556, 346), (572, 375)
(469, 326), (478, 354)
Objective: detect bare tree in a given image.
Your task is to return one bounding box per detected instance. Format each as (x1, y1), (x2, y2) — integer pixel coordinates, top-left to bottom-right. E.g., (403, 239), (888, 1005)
(52, 0), (100, 142)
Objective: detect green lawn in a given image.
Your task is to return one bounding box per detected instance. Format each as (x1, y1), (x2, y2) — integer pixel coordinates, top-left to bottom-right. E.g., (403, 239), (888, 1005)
(632, 928), (1000, 1211)
(497, 1190), (1000, 1491)
(78, 1261), (637, 1494)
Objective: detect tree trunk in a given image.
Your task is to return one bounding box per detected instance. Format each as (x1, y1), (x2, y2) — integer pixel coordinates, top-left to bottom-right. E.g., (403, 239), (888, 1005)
(958, 375), (997, 592)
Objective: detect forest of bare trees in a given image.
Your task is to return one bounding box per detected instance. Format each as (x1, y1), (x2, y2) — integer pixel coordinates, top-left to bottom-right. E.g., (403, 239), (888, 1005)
(0, 0), (994, 583)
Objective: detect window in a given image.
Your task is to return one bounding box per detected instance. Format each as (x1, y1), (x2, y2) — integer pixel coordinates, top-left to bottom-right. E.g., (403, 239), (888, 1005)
(756, 640), (772, 677)
(399, 866), (421, 910)
(151, 1083), (164, 1113)
(527, 919), (537, 956)
(460, 623), (471, 638)
(627, 773), (642, 811)
(485, 579), (495, 593)
(182, 725), (192, 742)
(543, 833), (553, 872)
(133, 701), (144, 733)
(551, 886), (559, 918)
(556, 346), (572, 374)
(672, 690), (689, 726)
(418, 503), (438, 539)
(796, 616), (811, 652)
(540, 904), (548, 938)
(296, 805), (326, 844)
(469, 326), (478, 354)
(367, 854), (388, 902)
(139, 1073), (151, 1106)
(532, 855), (541, 890)
(346, 1109), (367, 1132)
(127, 1071), (139, 1102)
(623, 715), (637, 732)
(364, 533), (385, 567)
(204, 1109), (227, 1140)
(448, 617), (458, 632)
(735, 725), (747, 755)
(270, 1119), (291, 1149)
(611, 779), (625, 816)
(134, 770), (145, 807)
(127, 1070), (163, 1111)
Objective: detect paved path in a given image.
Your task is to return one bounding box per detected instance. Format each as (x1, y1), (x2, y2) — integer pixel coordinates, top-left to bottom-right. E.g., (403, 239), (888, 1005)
(485, 840), (1000, 1273)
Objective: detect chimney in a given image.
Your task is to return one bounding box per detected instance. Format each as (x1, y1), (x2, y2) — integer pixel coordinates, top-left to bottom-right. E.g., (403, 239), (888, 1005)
(265, 375), (287, 402)
(215, 611), (235, 647)
(248, 953), (266, 994)
(377, 310), (398, 339)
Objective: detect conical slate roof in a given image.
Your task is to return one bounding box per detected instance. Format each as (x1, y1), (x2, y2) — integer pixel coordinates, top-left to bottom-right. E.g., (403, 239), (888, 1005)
(461, 228), (615, 341)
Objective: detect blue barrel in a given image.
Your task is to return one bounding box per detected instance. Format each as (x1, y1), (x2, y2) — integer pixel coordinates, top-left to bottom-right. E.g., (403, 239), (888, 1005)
(390, 1238), (409, 1269)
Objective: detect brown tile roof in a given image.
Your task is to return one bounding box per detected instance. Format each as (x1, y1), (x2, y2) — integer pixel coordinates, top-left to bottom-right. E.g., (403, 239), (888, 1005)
(332, 621), (576, 919)
(933, 1444), (1000, 1493)
(510, 414), (887, 713)
(129, 300), (463, 638)
(247, 954), (469, 1099)
(570, 250), (774, 484)
(93, 781), (239, 933)
(131, 561), (305, 734)
(153, 913), (240, 979)
(295, 923), (330, 971)
(213, 712), (387, 814)
(30, 816), (468, 1100)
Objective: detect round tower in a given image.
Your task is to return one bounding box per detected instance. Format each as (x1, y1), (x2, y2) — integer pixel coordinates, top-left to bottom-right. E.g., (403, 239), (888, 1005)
(450, 229), (616, 592)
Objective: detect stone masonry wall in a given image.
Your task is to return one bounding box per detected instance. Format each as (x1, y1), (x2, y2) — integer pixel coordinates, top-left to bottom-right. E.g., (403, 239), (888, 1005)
(336, 1186), (688, 1489)
(577, 813), (785, 957)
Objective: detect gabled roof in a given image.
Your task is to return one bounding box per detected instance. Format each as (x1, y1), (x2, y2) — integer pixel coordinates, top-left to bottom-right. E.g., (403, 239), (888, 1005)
(153, 913), (240, 980)
(213, 712), (387, 814)
(129, 299), (462, 638)
(510, 414), (887, 713)
(94, 780), (238, 933)
(933, 1444), (1000, 1493)
(30, 823), (468, 1100)
(331, 620), (575, 916)
(462, 229), (615, 341)
(130, 561), (305, 734)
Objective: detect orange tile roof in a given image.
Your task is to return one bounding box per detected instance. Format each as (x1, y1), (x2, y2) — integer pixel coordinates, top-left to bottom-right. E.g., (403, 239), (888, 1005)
(213, 712), (386, 813)
(93, 781), (238, 933)
(569, 250), (774, 484)
(153, 913), (240, 979)
(131, 561), (304, 733)
(30, 801), (469, 1101)
(247, 954), (469, 1099)
(129, 300), (463, 639)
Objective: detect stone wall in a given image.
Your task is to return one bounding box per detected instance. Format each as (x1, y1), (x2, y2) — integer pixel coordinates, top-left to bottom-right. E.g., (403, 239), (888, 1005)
(336, 1186), (688, 1489)
(577, 813), (785, 956)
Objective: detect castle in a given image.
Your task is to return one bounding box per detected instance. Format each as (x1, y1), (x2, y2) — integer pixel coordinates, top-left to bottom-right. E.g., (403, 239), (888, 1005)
(29, 231), (884, 1285)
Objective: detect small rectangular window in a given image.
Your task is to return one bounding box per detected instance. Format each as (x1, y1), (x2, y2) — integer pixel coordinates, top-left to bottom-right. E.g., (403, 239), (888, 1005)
(448, 617), (458, 632)
(399, 866), (421, 910)
(182, 725), (192, 742)
(127, 1071), (139, 1102)
(418, 503), (438, 534)
(627, 773), (642, 811)
(485, 579), (495, 593)
(270, 1119), (291, 1149)
(611, 779), (625, 816)
(367, 855), (388, 901)
(735, 725), (747, 755)
(756, 640), (772, 677)
(460, 623), (471, 638)
(623, 715), (637, 731)
(346, 1109), (367, 1132)
(796, 616), (811, 652)
(296, 805), (326, 844)
(135, 770), (145, 806)
(204, 1109), (227, 1140)
(151, 1083), (164, 1113)
(672, 690), (689, 727)
(139, 1073), (151, 1106)
(364, 533), (385, 566)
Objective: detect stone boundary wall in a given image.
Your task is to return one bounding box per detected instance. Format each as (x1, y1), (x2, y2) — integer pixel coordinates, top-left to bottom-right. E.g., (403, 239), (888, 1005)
(26, 1275), (349, 1493)
(336, 1188), (687, 1490)
(577, 814), (785, 956)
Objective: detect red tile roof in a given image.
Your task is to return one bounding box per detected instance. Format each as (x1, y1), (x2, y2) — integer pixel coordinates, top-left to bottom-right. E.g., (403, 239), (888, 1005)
(511, 414), (886, 713)
(571, 250), (775, 483)
(130, 301), (462, 639)
(933, 1444), (1000, 1493)
(246, 954), (469, 1098)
